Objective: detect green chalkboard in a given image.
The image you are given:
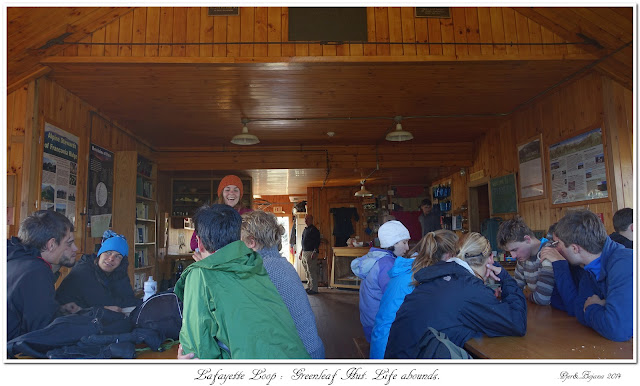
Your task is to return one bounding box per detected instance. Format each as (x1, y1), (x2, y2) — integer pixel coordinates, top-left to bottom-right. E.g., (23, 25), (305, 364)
(490, 173), (518, 214)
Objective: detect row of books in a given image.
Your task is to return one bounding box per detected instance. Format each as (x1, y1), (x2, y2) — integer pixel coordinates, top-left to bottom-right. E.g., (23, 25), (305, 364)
(136, 203), (150, 219)
(136, 224), (150, 243)
(136, 177), (154, 199)
(133, 272), (147, 291)
(134, 248), (150, 268)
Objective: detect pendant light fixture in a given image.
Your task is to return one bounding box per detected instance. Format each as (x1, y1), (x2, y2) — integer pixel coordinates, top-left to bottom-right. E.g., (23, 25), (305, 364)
(385, 116), (414, 142)
(231, 119), (260, 145)
(354, 180), (373, 197)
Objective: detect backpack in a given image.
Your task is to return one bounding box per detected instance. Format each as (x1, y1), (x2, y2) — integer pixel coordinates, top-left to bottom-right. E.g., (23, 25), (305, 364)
(128, 290), (183, 340)
(7, 307), (130, 359)
(416, 327), (473, 359)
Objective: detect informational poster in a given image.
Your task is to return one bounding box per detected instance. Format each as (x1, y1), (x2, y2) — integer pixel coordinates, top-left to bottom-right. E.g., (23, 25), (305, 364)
(88, 143), (114, 236)
(42, 122), (78, 226)
(549, 128), (608, 205)
(517, 136), (545, 199)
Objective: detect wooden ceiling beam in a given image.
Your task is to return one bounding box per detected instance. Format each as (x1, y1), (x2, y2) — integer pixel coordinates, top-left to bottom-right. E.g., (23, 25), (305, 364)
(154, 143), (474, 171)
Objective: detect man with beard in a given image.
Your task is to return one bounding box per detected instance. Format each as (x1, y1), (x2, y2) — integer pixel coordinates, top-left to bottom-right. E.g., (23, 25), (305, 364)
(7, 210), (78, 341)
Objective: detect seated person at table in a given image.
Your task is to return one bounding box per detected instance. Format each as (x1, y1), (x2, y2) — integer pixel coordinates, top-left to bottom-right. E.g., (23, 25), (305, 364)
(496, 216), (556, 305)
(350, 220), (410, 342)
(240, 210), (325, 359)
(369, 230), (458, 359)
(7, 210), (78, 341)
(56, 230), (141, 313)
(609, 208), (633, 249)
(385, 232), (527, 359)
(175, 204), (309, 359)
(539, 210), (632, 342)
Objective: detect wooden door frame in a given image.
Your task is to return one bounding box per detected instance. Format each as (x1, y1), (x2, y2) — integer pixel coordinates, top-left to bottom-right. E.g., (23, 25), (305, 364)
(468, 177), (490, 233)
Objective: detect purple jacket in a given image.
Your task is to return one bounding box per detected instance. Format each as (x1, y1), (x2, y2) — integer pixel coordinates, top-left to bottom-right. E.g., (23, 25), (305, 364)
(351, 248), (396, 341)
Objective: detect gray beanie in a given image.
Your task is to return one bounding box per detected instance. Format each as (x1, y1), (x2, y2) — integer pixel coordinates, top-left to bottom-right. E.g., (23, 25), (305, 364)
(378, 220), (410, 248)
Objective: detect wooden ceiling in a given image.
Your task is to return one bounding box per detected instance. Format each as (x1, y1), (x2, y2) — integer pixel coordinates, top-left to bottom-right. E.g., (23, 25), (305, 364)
(6, 6), (634, 195)
(41, 59), (592, 149)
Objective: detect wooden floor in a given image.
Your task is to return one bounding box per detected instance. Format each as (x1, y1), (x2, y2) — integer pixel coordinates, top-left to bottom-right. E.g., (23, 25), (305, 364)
(307, 287), (367, 359)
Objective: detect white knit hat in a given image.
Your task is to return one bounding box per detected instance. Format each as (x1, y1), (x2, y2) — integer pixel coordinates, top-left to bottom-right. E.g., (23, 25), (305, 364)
(378, 220), (410, 248)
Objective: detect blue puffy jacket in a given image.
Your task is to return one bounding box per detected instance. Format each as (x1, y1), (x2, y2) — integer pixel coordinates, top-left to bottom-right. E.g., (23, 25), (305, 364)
(386, 258), (527, 358)
(351, 248), (395, 342)
(552, 237), (632, 341)
(369, 255), (415, 359)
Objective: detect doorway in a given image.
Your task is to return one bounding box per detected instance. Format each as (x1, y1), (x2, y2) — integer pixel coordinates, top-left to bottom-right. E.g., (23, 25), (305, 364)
(276, 216), (290, 261)
(468, 180), (491, 233)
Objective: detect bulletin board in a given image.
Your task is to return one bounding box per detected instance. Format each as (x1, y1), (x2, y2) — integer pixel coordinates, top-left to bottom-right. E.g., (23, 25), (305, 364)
(489, 173), (518, 215)
(548, 127), (610, 207)
(517, 135), (546, 201)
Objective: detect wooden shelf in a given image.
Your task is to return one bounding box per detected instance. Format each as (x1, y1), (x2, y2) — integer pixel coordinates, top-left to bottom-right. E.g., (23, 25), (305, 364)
(115, 151), (158, 295)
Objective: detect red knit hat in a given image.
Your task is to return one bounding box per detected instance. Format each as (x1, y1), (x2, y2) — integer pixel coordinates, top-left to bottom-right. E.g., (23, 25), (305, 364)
(218, 175), (243, 197)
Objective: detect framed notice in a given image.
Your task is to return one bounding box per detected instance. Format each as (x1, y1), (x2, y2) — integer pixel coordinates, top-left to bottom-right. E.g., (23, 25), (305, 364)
(88, 144), (114, 236)
(517, 135), (546, 201)
(42, 122), (79, 226)
(548, 127), (609, 206)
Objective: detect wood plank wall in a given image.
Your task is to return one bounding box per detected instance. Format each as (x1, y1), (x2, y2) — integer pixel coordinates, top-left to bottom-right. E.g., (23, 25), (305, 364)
(308, 184), (390, 281)
(59, 6), (587, 59)
(434, 71), (633, 235)
(6, 82), (37, 237)
(6, 77), (155, 284)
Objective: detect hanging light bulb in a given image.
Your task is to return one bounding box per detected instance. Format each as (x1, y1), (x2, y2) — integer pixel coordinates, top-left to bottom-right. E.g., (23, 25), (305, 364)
(231, 119), (260, 145)
(354, 181), (373, 197)
(385, 116), (414, 142)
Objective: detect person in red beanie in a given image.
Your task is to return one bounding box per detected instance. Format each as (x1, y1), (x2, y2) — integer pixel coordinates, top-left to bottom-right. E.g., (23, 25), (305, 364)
(190, 175), (252, 261)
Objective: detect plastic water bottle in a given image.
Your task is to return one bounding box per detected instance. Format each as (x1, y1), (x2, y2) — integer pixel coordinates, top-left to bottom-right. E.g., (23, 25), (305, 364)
(143, 276), (157, 301)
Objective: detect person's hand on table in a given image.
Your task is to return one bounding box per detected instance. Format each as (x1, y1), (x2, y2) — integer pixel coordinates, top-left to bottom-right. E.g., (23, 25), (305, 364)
(522, 286), (535, 302)
(60, 302), (81, 315)
(177, 343), (198, 360)
(583, 294), (606, 312)
(539, 247), (564, 263)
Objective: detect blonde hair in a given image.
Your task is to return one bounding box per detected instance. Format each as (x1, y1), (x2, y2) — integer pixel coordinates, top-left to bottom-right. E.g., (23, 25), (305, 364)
(241, 210), (284, 250)
(410, 230), (459, 286)
(457, 232), (492, 267)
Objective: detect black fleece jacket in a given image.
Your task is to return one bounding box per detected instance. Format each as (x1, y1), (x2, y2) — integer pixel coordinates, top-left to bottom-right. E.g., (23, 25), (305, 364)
(7, 237), (59, 341)
(56, 254), (141, 309)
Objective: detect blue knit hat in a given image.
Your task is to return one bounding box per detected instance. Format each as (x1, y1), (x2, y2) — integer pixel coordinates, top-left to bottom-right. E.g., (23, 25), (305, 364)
(98, 230), (129, 257)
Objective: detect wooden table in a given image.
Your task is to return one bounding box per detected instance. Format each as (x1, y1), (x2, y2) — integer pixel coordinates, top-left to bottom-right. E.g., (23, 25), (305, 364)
(136, 343), (179, 359)
(464, 301), (633, 359)
(330, 247), (369, 289)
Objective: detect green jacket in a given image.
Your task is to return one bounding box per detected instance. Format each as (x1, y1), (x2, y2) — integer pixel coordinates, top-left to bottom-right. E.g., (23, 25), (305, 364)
(174, 240), (310, 359)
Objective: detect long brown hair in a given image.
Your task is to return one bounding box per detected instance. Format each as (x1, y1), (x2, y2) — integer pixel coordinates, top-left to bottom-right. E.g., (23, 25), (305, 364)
(410, 230), (459, 286)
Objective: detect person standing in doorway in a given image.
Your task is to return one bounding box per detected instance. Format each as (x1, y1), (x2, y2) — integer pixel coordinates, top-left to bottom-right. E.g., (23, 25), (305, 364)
(299, 214), (321, 295)
(418, 199), (441, 237)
